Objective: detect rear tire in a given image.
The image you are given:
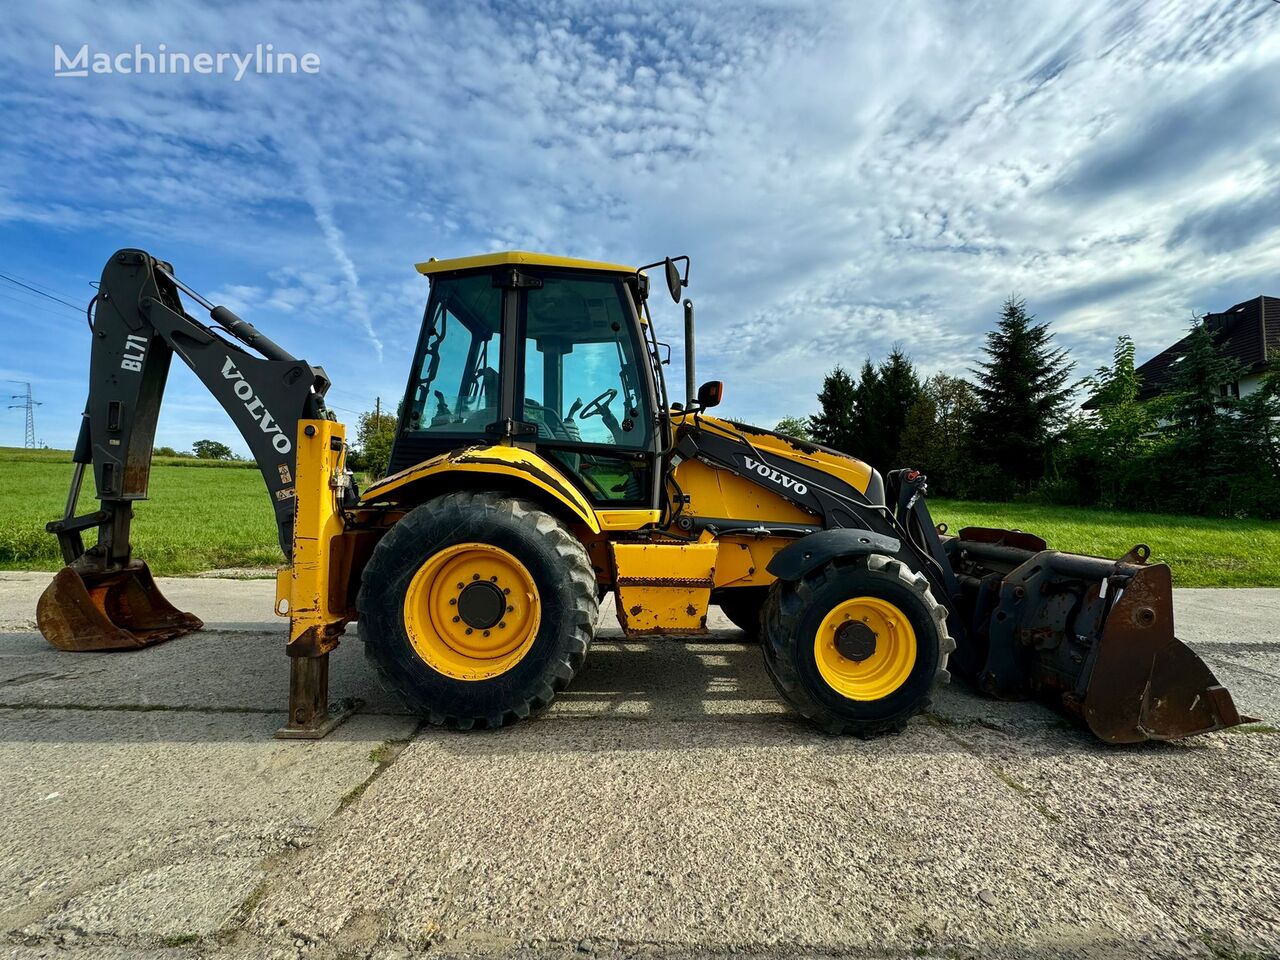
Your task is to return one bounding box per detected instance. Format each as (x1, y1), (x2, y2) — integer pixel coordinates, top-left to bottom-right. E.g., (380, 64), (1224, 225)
(761, 554), (954, 737)
(715, 588), (768, 639)
(357, 491), (598, 730)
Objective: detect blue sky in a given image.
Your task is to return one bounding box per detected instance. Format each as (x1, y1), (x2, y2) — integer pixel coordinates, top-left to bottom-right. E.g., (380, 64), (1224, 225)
(1, 0), (1277, 454)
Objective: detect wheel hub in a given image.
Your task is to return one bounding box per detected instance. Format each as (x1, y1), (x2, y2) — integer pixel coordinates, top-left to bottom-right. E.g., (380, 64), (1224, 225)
(457, 580), (505, 630)
(401, 542), (540, 681)
(813, 595), (918, 701)
(835, 620), (877, 662)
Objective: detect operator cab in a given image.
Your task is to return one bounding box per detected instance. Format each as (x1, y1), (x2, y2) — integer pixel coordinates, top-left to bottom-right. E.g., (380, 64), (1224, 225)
(392, 252), (667, 506)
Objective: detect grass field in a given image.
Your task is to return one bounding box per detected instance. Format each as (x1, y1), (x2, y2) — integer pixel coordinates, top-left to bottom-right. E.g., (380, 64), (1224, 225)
(1, 454), (279, 575)
(1, 449), (1276, 585)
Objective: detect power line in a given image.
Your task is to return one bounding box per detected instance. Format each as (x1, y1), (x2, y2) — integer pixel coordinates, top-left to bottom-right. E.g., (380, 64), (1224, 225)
(0, 289), (83, 324)
(7, 381), (40, 449)
(0, 272), (86, 313)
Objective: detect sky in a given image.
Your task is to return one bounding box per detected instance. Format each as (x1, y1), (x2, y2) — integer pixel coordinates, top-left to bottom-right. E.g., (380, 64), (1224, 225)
(0, 0), (1277, 454)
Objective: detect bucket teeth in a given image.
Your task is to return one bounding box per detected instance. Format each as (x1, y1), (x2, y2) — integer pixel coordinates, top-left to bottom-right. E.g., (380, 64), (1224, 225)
(36, 563), (203, 652)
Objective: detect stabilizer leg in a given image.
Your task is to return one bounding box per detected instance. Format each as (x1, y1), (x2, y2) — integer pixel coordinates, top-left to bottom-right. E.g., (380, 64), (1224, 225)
(275, 653), (361, 740)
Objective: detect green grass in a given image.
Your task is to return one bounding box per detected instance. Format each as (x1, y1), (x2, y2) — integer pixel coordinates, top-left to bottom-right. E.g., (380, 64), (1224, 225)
(931, 499), (1280, 587)
(0, 446), (254, 469)
(1, 449), (1276, 584)
(0, 456), (279, 575)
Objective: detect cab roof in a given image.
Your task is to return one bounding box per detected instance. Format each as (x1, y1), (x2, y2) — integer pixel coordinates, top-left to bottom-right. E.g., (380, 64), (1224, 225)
(415, 250), (636, 276)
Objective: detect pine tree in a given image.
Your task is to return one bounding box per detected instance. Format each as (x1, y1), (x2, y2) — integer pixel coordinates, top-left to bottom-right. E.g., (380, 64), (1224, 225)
(970, 296), (1074, 491)
(876, 345), (921, 467)
(808, 366), (858, 453)
(850, 358), (883, 465)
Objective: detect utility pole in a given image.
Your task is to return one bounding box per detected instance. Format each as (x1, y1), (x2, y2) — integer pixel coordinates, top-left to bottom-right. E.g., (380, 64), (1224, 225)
(7, 381), (40, 449)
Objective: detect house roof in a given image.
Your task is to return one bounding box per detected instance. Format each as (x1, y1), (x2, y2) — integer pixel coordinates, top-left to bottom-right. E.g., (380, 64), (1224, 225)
(1133, 295), (1280, 401)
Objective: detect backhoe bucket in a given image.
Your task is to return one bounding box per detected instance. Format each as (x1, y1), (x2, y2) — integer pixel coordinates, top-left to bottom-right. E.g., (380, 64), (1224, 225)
(36, 563), (203, 652)
(948, 528), (1251, 743)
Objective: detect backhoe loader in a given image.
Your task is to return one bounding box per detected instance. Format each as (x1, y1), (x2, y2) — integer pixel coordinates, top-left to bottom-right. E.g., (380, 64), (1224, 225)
(36, 248), (1249, 742)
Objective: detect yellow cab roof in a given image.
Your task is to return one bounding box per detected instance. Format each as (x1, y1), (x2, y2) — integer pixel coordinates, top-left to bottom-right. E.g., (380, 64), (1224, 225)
(415, 250), (637, 276)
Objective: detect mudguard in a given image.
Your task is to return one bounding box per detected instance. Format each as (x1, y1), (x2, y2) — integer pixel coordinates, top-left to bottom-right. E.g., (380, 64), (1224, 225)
(360, 444), (602, 534)
(767, 528), (902, 582)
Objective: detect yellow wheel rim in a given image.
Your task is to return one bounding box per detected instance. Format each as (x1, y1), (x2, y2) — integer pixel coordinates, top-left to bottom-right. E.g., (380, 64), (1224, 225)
(813, 596), (917, 701)
(402, 542), (541, 681)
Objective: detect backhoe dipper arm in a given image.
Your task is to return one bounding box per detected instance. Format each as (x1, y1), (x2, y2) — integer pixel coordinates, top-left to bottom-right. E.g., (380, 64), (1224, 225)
(51, 248), (332, 569)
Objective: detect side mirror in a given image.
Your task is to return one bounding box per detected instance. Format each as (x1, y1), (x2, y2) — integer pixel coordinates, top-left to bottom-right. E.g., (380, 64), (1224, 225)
(697, 380), (723, 409)
(664, 258), (682, 303)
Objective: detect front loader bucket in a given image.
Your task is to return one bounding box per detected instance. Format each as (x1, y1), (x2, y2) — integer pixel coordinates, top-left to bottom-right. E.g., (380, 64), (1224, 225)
(36, 563), (203, 652)
(1080, 563), (1245, 743)
(947, 529), (1251, 743)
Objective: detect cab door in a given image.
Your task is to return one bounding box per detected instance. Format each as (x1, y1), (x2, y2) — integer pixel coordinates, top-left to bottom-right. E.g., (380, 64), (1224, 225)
(516, 269), (660, 508)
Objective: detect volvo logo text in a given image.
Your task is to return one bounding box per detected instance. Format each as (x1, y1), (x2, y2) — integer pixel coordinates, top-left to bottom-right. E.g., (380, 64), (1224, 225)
(743, 456), (808, 495)
(221, 357), (292, 453)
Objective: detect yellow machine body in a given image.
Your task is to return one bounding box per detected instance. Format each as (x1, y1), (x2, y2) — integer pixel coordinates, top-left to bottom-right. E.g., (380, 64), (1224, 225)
(38, 246), (1250, 744)
(274, 418), (354, 654)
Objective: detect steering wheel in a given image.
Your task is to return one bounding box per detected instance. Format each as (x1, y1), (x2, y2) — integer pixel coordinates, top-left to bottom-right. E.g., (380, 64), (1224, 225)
(577, 388), (617, 421)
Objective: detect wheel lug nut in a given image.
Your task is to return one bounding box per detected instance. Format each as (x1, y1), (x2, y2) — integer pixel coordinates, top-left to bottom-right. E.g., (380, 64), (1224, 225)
(503, 588), (510, 595)
(499, 622), (506, 629)
(490, 575), (498, 582)
(472, 573), (479, 580)
(507, 605), (514, 612)
(449, 598), (456, 605)
(465, 628), (473, 635)
(483, 630), (490, 637)
(457, 583), (464, 589)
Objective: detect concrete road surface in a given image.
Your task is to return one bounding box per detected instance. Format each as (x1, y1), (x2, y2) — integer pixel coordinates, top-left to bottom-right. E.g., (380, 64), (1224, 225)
(1, 570), (1277, 960)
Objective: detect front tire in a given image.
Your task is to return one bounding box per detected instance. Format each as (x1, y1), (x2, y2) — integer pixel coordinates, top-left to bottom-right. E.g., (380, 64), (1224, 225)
(357, 491), (598, 730)
(762, 554), (953, 737)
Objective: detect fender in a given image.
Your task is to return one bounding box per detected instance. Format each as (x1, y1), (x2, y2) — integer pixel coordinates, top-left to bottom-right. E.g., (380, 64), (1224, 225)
(767, 528), (901, 582)
(360, 444), (602, 534)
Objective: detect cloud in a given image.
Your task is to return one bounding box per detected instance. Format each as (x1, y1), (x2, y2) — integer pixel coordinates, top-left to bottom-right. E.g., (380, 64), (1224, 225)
(294, 156), (384, 361)
(1, 0), (1278, 452)
(1167, 183), (1280, 255)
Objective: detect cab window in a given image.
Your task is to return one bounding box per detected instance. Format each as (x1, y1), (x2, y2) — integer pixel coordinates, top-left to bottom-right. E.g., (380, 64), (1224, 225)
(521, 273), (652, 504)
(520, 274), (649, 449)
(403, 273), (502, 436)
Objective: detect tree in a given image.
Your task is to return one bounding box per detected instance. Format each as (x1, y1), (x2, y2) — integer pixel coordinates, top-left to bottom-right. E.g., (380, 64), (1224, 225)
(808, 366), (858, 453)
(970, 296), (1074, 493)
(875, 345), (921, 468)
(1068, 335), (1160, 506)
(153, 445), (181, 458)
(774, 415), (813, 441)
(1231, 369), (1280, 518)
(898, 373), (978, 495)
(1235, 371), (1280, 476)
(849, 358), (885, 467)
(356, 407), (397, 478)
(191, 439), (234, 460)
(1161, 319), (1248, 510)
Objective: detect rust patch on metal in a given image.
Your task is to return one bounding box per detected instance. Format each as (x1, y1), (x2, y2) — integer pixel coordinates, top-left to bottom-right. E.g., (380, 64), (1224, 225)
(36, 563), (202, 652)
(616, 576), (716, 588)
